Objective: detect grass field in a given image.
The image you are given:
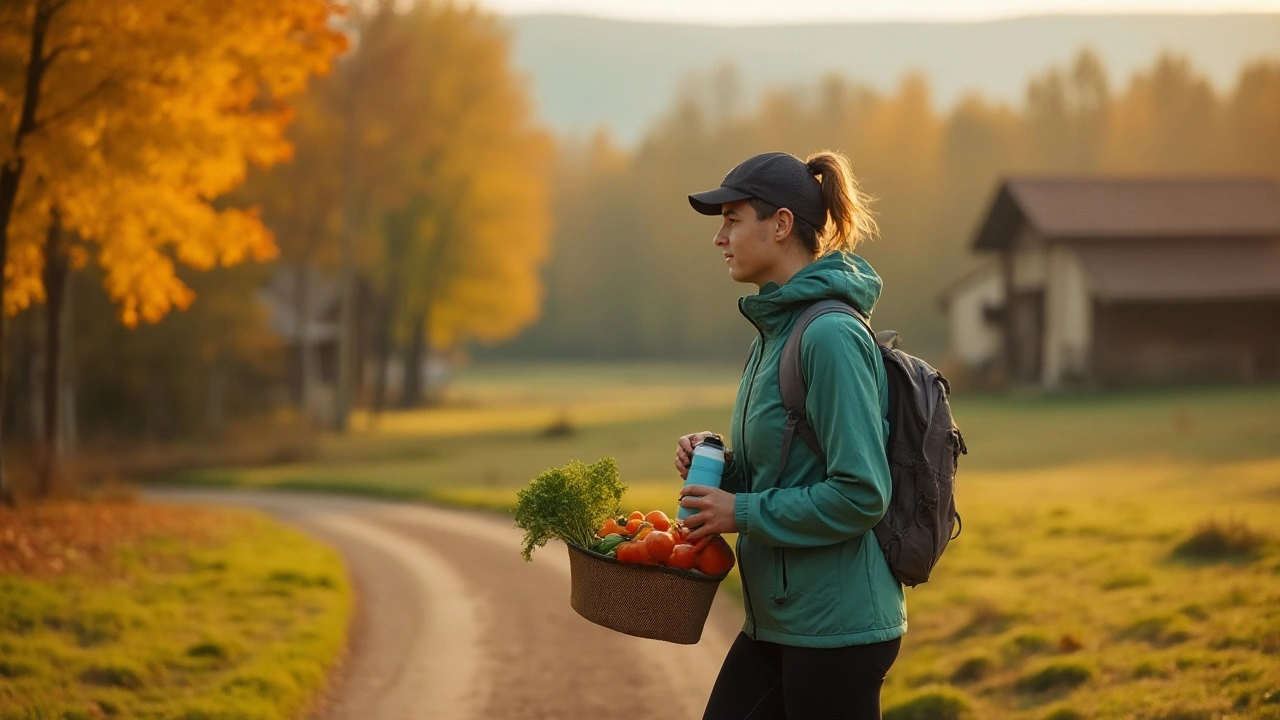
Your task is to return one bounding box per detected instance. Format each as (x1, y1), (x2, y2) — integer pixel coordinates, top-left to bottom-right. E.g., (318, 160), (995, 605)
(0, 503), (350, 720)
(171, 362), (1280, 719)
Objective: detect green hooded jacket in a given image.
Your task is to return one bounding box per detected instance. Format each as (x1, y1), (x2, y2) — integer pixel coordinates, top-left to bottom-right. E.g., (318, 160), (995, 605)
(720, 251), (907, 648)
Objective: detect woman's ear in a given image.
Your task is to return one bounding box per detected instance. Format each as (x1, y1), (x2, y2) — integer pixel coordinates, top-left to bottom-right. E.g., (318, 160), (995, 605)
(773, 208), (795, 243)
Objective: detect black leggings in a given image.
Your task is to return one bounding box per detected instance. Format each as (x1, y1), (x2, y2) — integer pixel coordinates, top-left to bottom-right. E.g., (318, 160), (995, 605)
(702, 632), (901, 720)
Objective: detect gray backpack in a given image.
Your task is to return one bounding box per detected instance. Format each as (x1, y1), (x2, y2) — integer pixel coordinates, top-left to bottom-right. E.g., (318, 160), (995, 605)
(774, 299), (966, 587)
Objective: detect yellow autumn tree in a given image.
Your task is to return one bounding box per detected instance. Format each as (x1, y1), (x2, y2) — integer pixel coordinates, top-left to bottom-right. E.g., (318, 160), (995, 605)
(0, 0), (346, 494)
(238, 87), (347, 415)
(349, 2), (551, 407)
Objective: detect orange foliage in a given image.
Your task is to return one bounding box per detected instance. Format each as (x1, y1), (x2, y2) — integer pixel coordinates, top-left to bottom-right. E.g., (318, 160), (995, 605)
(0, 0), (347, 324)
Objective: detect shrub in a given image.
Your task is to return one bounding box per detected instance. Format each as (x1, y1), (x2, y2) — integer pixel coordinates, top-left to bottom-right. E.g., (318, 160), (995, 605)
(1181, 603), (1209, 621)
(1119, 615), (1165, 641)
(71, 609), (128, 647)
(267, 570), (336, 589)
(950, 655), (994, 684)
(0, 579), (64, 633)
(185, 640), (244, 669)
(1016, 661), (1092, 694)
(0, 659), (39, 678)
(1044, 708), (1087, 720)
(1173, 517), (1267, 561)
(884, 688), (973, 720)
(1153, 709), (1215, 720)
(951, 600), (1019, 639)
(1006, 632), (1053, 658)
(79, 661), (145, 689)
(1117, 615), (1193, 647)
(1132, 660), (1169, 679)
(1058, 633), (1085, 652)
(541, 414), (575, 438)
(1100, 571), (1151, 590)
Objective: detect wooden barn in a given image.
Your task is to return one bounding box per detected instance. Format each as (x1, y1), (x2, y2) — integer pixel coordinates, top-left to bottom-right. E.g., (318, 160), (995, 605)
(942, 178), (1280, 388)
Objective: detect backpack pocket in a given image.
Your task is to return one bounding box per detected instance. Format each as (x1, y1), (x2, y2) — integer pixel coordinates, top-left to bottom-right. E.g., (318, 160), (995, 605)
(874, 453), (940, 587)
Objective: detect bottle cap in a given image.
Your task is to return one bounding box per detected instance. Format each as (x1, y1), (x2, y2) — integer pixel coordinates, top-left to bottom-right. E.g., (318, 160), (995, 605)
(697, 435), (725, 450)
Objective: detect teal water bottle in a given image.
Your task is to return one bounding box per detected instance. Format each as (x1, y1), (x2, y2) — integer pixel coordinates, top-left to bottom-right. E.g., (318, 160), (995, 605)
(678, 435), (726, 521)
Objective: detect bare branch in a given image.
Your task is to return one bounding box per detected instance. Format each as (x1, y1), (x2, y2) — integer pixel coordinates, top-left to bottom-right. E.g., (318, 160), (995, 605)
(36, 76), (117, 129)
(42, 0), (77, 19)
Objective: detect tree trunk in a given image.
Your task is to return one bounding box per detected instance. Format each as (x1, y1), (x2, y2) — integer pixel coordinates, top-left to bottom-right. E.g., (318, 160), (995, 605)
(333, 48), (365, 434)
(401, 312), (425, 408)
(9, 311), (38, 442)
(420, 306), (445, 407)
(292, 260), (316, 418)
(205, 354), (227, 436)
(371, 290), (395, 416)
(59, 273), (76, 461)
(334, 226), (355, 429)
(39, 212), (67, 497)
(0, 0), (56, 503)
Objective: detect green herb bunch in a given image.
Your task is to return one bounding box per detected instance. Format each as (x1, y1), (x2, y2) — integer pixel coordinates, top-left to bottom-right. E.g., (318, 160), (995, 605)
(513, 457), (627, 561)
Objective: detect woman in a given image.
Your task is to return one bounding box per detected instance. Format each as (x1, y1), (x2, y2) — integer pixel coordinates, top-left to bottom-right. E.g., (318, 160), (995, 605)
(675, 150), (903, 719)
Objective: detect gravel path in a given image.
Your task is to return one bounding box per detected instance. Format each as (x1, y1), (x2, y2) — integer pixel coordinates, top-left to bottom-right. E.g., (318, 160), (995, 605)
(151, 489), (741, 720)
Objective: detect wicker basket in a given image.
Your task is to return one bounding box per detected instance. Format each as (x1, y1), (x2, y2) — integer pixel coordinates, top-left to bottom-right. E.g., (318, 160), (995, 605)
(565, 541), (728, 645)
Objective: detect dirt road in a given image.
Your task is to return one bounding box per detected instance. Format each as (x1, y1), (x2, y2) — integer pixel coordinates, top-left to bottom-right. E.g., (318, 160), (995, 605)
(152, 489), (741, 720)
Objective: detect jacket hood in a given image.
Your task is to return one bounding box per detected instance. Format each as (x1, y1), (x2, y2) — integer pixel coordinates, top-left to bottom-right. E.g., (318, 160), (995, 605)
(740, 252), (882, 337)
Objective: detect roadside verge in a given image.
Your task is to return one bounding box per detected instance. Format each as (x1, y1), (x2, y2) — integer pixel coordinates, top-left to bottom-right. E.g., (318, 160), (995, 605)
(0, 501), (350, 720)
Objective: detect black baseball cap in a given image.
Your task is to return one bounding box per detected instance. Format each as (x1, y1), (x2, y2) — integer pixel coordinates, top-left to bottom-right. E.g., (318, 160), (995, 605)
(688, 151), (826, 228)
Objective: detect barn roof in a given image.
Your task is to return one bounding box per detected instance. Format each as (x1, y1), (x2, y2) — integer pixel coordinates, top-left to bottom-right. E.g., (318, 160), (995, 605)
(972, 178), (1280, 250)
(1076, 241), (1280, 301)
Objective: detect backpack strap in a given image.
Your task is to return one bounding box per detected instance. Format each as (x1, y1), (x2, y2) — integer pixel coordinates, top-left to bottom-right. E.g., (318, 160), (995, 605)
(775, 299), (874, 485)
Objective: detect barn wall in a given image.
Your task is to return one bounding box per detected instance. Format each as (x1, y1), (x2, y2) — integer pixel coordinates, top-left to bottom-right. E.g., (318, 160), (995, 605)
(1092, 300), (1280, 385)
(1043, 246), (1093, 387)
(1006, 228), (1048, 384)
(945, 267), (1005, 368)
(1010, 228), (1047, 291)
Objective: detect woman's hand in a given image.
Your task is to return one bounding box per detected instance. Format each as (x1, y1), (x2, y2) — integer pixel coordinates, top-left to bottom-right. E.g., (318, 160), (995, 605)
(679, 485), (738, 541)
(674, 431), (720, 479)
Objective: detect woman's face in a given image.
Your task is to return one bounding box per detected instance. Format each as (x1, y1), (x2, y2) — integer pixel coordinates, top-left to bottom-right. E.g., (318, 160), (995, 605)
(713, 200), (782, 286)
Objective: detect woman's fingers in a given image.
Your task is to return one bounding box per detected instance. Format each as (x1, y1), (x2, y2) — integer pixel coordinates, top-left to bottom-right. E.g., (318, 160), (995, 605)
(675, 431), (719, 480)
(676, 432), (705, 472)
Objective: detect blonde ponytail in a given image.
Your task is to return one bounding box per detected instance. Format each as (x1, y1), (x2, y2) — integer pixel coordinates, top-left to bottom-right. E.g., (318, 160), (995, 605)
(805, 150), (878, 254)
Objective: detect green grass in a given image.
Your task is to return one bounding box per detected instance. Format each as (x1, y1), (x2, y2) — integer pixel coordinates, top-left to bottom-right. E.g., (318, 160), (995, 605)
(174, 368), (1280, 495)
(0, 509), (351, 720)
(166, 363), (1280, 719)
(879, 456), (1280, 718)
(953, 384), (1280, 469)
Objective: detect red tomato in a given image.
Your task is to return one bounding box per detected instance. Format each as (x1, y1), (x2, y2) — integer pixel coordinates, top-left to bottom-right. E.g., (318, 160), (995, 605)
(643, 530), (675, 564)
(645, 510), (671, 532)
(615, 541), (641, 564)
(625, 517), (643, 535)
(667, 543), (698, 570)
(697, 536), (736, 575)
(628, 510), (645, 522)
(634, 540), (656, 565)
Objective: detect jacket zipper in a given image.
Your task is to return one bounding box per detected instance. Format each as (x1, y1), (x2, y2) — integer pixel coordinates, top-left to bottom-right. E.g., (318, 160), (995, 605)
(737, 298), (765, 639)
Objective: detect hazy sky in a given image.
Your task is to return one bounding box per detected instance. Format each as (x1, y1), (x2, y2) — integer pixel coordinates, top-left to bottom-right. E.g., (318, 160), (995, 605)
(478, 0), (1280, 24)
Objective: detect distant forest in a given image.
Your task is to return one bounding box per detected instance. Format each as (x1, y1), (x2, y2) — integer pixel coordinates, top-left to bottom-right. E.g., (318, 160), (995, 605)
(492, 51), (1280, 362)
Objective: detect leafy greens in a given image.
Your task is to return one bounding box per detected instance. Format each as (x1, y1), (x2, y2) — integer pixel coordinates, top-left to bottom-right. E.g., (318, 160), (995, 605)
(513, 457), (627, 561)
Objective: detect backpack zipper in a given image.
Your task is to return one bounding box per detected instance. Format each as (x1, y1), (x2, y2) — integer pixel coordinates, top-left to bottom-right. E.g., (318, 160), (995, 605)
(736, 298), (765, 638)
